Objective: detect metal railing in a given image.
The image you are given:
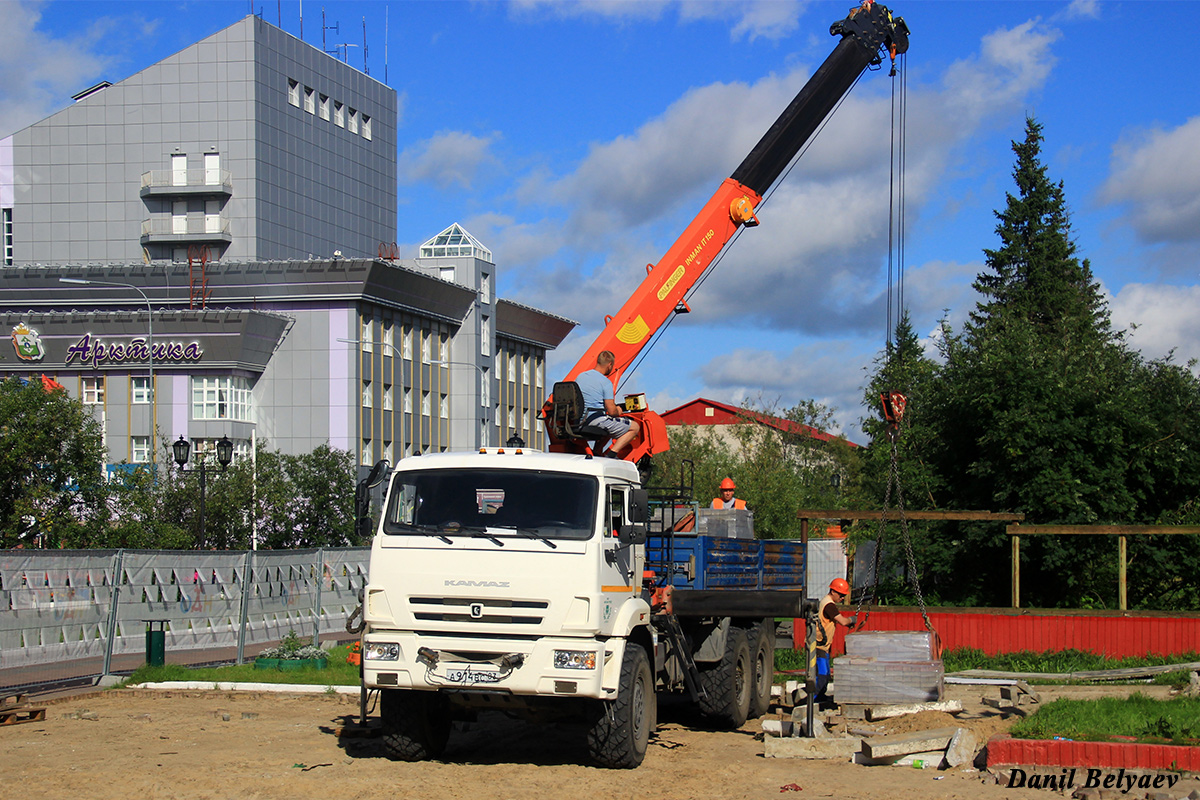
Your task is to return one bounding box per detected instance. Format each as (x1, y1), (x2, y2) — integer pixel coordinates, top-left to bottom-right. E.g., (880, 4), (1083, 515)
(140, 168), (233, 191)
(0, 547), (368, 693)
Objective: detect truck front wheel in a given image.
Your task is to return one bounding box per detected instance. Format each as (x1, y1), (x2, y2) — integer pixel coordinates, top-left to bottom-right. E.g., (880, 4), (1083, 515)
(380, 688), (451, 761)
(698, 625), (751, 728)
(586, 643), (656, 768)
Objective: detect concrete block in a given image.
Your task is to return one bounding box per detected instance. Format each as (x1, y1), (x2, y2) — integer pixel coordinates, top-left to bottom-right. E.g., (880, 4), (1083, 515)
(764, 736), (862, 760)
(861, 727), (959, 760)
(983, 696), (1015, 709)
(944, 727), (977, 767)
(762, 719), (793, 737)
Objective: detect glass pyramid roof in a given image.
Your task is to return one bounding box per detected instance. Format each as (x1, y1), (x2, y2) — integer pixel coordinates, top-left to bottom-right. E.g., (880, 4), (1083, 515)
(419, 223), (492, 263)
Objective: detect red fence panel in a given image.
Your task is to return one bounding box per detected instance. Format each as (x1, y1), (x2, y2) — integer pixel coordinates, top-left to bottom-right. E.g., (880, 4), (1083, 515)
(794, 607), (1200, 658)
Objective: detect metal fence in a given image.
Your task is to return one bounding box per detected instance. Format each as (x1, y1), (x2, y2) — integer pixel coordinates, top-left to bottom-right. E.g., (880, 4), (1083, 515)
(0, 547), (369, 693)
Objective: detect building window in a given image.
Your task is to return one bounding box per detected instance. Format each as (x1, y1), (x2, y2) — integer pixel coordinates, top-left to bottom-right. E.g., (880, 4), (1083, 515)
(287, 79), (300, 107)
(421, 391), (430, 417)
(481, 368), (490, 408)
(318, 94), (330, 120)
(402, 325), (413, 359)
(421, 329), (431, 363)
(439, 394), (448, 419)
(131, 376), (151, 404)
(334, 102), (344, 127)
(438, 332), (447, 362)
(348, 108), (359, 134)
(480, 316), (490, 356)
(361, 316), (373, 352)
(507, 406), (515, 427)
(304, 86), (315, 114)
(382, 321), (394, 352)
(3, 208), (12, 266)
(361, 440), (372, 466)
(82, 376), (105, 404)
(403, 388), (412, 414)
(204, 152), (220, 185)
(383, 440), (393, 463)
(362, 380), (372, 408)
(481, 272), (491, 304)
(522, 356), (530, 383)
(439, 267), (455, 282)
(131, 436), (151, 464)
(362, 114), (372, 140)
(383, 384), (393, 411)
(191, 375), (252, 421)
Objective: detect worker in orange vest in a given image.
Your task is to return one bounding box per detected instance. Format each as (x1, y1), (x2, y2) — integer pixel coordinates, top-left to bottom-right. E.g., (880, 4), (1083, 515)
(814, 577), (857, 706)
(711, 477), (747, 509)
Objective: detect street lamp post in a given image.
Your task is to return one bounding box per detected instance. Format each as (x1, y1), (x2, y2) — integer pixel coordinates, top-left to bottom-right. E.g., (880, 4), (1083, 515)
(60, 277), (154, 461)
(173, 434), (233, 549)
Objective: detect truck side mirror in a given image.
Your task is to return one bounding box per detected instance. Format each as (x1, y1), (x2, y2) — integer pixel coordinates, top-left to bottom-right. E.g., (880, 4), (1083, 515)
(629, 489), (649, 523)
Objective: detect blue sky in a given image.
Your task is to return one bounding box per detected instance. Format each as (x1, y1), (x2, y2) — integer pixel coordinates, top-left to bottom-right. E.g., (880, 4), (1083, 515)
(4, 0), (1199, 443)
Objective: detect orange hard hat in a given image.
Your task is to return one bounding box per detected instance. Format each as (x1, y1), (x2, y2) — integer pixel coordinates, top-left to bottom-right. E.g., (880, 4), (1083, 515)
(829, 578), (851, 595)
(719, 478), (736, 490)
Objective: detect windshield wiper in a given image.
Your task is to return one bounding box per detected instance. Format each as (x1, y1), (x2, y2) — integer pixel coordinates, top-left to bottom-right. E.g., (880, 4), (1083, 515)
(494, 525), (558, 549)
(394, 522), (454, 544)
(456, 525), (505, 547)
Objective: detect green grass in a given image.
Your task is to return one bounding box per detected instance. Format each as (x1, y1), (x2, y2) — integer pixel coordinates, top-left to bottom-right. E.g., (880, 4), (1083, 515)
(120, 644), (361, 687)
(943, 647), (1199, 687)
(1011, 694), (1200, 745)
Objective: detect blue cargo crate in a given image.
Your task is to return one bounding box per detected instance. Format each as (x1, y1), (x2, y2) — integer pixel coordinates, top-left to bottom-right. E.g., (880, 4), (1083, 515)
(646, 534), (805, 591)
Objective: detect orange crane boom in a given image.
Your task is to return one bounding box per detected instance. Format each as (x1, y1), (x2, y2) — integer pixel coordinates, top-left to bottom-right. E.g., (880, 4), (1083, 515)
(547, 1), (909, 465)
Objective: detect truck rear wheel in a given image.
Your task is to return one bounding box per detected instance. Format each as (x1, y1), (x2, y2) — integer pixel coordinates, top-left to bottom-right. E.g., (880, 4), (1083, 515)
(747, 622), (775, 718)
(698, 625), (751, 728)
(586, 643), (655, 769)
(380, 689), (451, 761)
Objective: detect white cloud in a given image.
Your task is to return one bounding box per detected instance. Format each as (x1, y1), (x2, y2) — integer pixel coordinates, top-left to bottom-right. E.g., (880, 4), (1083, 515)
(1109, 283), (1200, 367)
(397, 130), (500, 188)
(0, 1), (148, 138)
(1100, 116), (1200, 246)
(509, 0), (803, 41)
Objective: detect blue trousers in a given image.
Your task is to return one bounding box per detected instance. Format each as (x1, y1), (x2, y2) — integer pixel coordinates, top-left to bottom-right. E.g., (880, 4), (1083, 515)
(814, 651), (831, 702)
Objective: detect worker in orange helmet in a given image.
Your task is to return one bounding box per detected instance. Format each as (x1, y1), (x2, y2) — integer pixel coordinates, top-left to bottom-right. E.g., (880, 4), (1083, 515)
(710, 477), (747, 509)
(813, 577), (856, 707)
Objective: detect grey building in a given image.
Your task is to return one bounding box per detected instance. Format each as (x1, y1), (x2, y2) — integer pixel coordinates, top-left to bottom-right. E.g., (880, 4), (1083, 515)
(1, 14), (395, 266)
(0, 16), (574, 474)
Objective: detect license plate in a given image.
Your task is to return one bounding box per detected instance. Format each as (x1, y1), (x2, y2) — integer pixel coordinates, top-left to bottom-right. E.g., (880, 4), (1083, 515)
(445, 666), (502, 685)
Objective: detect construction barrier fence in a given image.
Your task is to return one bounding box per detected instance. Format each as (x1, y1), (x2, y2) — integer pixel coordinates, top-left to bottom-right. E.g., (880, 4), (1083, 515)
(0, 548), (368, 692)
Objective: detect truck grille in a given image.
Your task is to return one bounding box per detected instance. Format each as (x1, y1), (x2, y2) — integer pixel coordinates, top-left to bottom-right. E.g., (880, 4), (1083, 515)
(410, 596), (549, 625)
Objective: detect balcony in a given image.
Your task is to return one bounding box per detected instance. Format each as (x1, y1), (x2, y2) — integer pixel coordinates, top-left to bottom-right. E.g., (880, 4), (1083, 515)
(140, 168), (233, 198)
(140, 217), (233, 245)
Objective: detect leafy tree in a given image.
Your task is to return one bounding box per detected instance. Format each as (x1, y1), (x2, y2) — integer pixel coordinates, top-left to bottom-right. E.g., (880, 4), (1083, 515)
(0, 377), (108, 547)
(922, 117), (1200, 607)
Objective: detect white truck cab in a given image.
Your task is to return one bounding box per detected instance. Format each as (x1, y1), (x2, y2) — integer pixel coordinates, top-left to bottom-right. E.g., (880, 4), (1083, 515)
(361, 448), (655, 767)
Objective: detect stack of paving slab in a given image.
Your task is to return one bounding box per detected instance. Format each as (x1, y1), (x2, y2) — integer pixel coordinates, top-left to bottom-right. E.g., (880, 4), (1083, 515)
(833, 630), (943, 705)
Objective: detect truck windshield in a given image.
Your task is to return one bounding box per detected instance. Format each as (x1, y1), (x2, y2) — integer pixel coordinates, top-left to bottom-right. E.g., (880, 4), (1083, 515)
(383, 468), (598, 541)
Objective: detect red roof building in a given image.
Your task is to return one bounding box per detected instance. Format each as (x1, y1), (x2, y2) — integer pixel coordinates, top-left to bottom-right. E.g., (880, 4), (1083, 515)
(660, 397), (859, 448)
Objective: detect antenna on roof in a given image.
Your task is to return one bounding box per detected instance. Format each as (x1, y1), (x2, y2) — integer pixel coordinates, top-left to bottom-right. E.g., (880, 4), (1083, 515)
(385, 6), (389, 84)
(363, 16), (369, 75)
(322, 7), (340, 57)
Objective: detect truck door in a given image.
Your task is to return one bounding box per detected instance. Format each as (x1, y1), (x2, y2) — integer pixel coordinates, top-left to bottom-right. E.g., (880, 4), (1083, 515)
(600, 485), (647, 624)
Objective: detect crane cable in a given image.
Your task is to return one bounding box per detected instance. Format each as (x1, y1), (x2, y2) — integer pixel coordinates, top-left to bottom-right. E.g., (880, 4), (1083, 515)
(618, 71), (869, 394)
(853, 52), (939, 649)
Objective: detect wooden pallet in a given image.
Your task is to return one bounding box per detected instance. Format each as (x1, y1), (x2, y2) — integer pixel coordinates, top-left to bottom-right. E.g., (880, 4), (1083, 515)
(0, 694), (46, 727)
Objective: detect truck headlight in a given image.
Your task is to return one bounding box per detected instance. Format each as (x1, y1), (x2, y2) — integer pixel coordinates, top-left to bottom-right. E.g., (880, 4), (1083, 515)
(553, 650), (596, 670)
(364, 642), (400, 661)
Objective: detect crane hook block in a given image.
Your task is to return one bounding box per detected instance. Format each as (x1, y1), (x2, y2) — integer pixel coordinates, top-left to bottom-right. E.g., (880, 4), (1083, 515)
(880, 391), (907, 424)
(730, 196), (760, 227)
